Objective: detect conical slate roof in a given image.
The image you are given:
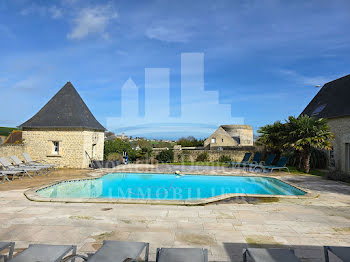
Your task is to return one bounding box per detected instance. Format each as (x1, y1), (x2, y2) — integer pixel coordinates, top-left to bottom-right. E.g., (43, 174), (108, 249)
(301, 74), (350, 119)
(20, 82), (105, 131)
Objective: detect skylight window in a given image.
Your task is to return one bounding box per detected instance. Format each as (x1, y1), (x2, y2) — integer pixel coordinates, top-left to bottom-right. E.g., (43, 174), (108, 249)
(311, 104), (326, 116)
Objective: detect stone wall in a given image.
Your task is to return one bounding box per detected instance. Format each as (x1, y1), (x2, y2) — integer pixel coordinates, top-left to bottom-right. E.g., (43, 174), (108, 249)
(22, 128), (104, 168)
(0, 144), (27, 162)
(327, 116), (350, 173)
(173, 147), (256, 162)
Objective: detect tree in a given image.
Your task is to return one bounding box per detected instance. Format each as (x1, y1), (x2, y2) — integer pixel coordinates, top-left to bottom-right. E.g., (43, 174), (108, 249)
(177, 136), (204, 147)
(257, 115), (334, 173)
(156, 150), (174, 163)
(257, 121), (288, 155)
(104, 138), (134, 160)
(286, 115), (334, 173)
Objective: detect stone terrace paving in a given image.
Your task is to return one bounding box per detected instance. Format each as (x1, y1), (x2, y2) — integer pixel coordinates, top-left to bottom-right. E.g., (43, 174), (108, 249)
(0, 164), (350, 262)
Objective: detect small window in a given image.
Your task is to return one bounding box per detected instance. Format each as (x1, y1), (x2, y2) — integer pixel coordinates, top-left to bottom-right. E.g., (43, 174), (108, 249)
(222, 138), (224, 142)
(211, 137), (216, 143)
(53, 141), (60, 155)
(92, 144), (96, 158)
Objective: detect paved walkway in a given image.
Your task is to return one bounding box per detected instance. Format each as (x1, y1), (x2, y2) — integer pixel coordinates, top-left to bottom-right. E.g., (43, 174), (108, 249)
(0, 164), (349, 261)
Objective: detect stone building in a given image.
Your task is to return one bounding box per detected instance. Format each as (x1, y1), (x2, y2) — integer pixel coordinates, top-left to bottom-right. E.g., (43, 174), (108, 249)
(204, 125), (253, 149)
(301, 74), (350, 174)
(18, 82), (105, 168)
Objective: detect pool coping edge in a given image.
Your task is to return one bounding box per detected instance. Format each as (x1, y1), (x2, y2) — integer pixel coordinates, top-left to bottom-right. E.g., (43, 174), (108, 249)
(24, 172), (318, 205)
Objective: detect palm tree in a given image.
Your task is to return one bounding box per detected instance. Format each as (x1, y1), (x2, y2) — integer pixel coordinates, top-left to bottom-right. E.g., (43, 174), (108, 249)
(257, 121), (288, 156)
(286, 115), (334, 173)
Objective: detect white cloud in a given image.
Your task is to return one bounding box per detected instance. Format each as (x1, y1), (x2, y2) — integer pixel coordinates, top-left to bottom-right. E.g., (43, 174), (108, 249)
(49, 6), (63, 19)
(278, 69), (338, 87)
(12, 77), (42, 90)
(20, 4), (63, 19)
(145, 21), (193, 43)
(67, 5), (118, 40)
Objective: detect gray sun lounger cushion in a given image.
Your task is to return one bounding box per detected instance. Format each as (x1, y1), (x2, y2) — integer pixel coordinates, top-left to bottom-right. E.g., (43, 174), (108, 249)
(243, 248), (301, 262)
(10, 156), (48, 173)
(324, 246), (350, 262)
(8, 244), (76, 262)
(0, 242), (15, 260)
(156, 248), (208, 262)
(22, 152), (55, 168)
(62, 240), (149, 262)
(89, 241), (149, 262)
(0, 171), (24, 182)
(0, 157), (40, 177)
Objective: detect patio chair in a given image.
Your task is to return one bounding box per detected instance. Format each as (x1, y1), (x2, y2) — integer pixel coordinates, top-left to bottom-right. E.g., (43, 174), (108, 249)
(156, 248), (208, 262)
(22, 152), (55, 170)
(229, 153), (252, 168)
(10, 156), (49, 174)
(238, 152), (263, 168)
(0, 170), (24, 182)
(61, 240), (149, 262)
(7, 244), (76, 262)
(0, 242), (15, 261)
(258, 156), (290, 173)
(0, 157), (42, 178)
(244, 154), (276, 171)
(243, 248), (301, 262)
(324, 246), (350, 262)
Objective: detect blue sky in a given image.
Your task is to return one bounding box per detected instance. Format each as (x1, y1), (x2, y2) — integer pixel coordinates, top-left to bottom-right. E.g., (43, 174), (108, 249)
(0, 0), (349, 139)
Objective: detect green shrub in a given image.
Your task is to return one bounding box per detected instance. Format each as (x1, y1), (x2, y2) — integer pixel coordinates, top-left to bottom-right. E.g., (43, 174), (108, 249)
(106, 153), (123, 161)
(156, 150), (174, 163)
(218, 155), (231, 162)
(196, 152), (209, 162)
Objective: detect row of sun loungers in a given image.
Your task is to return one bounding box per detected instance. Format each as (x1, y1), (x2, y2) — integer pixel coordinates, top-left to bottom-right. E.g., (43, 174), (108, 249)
(0, 152), (55, 183)
(1, 241), (349, 262)
(229, 152), (290, 173)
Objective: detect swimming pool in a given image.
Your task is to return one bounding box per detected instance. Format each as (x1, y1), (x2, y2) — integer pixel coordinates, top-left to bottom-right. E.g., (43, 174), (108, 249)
(36, 173), (306, 201)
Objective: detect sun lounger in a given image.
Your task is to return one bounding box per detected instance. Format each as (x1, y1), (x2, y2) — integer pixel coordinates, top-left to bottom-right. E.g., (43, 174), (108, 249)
(0, 170), (24, 182)
(243, 154), (276, 170)
(0, 157), (42, 178)
(257, 156), (290, 173)
(324, 246), (350, 262)
(10, 156), (49, 174)
(8, 244), (76, 262)
(156, 248), (208, 262)
(61, 240), (149, 262)
(0, 242), (15, 261)
(22, 152), (55, 170)
(238, 152), (262, 168)
(229, 153), (252, 168)
(243, 248), (301, 262)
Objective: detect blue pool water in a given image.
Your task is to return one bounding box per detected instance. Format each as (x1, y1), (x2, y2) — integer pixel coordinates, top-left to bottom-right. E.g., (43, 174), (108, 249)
(37, 173), (306, 200)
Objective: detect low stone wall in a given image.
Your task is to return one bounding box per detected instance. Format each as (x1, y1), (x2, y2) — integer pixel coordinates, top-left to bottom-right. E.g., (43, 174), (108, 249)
(173, 147), (256, 162)
(0, 144), (26, 162)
